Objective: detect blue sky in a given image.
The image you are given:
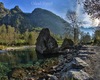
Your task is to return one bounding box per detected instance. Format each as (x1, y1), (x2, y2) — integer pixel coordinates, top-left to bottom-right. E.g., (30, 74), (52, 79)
(0, 0), (97, 28)
(0, 0), (96, 35)
(0, 0), (76, 18)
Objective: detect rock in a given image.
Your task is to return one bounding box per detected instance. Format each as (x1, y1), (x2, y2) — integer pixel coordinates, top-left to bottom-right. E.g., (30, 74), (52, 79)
(37, 74), (58, 80)
(35, 28), (58, 58)
(8, 68), (27, 80)
(80, 47), (88, 50)
(87, 48), (96, 54)
(24, 77), (35, 80)
(61, 38), (74, 50)
(61, 69), (90, 80)
(79, 48), (96, 54)
(74, 45), (83, 52)
(78, 54), (89, 60)
(47, 74), (58, 80)
(60, 62), (73, 73)
(58, 49), (73, 54)
(72, 57), (89, 69)
(50, 55), (74, 74)
(64, 53), (74, 63)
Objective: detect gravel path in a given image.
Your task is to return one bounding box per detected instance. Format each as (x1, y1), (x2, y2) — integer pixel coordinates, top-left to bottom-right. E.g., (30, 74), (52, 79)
(86, 46), (100, 80)
(92, 46), (100, 80)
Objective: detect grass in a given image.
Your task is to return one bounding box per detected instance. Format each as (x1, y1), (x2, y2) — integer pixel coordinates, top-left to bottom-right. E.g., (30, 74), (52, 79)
(0, 45), (7, 50)
(57, 40), (63, 46)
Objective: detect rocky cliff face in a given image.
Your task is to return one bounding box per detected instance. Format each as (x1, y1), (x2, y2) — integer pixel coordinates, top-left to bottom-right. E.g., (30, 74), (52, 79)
(10, 6), (23, 14)
(0, 2), (9, 19)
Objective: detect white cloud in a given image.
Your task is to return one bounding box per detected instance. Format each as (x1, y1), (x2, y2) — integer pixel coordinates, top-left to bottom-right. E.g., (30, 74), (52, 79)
(82, 14), (93, 27)
(76, 0), (93, 27)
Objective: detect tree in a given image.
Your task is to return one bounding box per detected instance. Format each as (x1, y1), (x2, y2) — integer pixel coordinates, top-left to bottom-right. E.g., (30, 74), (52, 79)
(80, 32), (91, 44)
(7, 25), (15, 45)
(94, 30), (100, 45)
(28, 31), (38, 45)
(24, 29), (29, 44)
(28, 32), (34, 45)
(13, 29), (21, 45)
(66, 10), (80, 45)
(84, 0), (100, 19)
(0, 24), (7, 45)
(95, 30), (100, 39)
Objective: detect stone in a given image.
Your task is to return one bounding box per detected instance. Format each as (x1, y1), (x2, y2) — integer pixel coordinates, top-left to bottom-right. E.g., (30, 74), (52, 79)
(24, 77), (35, 80)
(61, 69), (90, 80)
(47, 74), (58, 80)
(72, 57), (89, 69)
(7, 68), (26, 80)
(61, 38), (74, 50)
(35, 28), (58, 58)
(78, 54), (88, 57)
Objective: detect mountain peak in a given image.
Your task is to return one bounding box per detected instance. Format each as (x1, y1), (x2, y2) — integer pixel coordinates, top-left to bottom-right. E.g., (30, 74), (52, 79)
(34, 8), (42, 10)
(32, 8), (55, 16)
(32, 8), (43, 13)
(14, 6), (20, 10)
(10, 5), (22, 14)
(0, 2), (9, 18)
(0, 2), (4, 8)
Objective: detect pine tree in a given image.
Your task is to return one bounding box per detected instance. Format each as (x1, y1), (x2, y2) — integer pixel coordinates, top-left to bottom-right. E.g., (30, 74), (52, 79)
(28, 32), (35, 45)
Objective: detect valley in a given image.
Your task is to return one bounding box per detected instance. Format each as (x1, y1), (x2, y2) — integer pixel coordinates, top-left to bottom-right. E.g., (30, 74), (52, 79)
(0, 0), (100, 80)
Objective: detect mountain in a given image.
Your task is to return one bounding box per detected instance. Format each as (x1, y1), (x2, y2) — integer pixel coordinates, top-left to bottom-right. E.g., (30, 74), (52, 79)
(0, 2), (9, 19)
(10, 6), (23, 14)
(0, 2), (70, 34)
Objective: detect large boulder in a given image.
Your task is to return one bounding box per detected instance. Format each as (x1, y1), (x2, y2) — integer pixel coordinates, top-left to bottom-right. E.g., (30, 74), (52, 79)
(61, 38), (74, 50)
(35, 28), (58, 57)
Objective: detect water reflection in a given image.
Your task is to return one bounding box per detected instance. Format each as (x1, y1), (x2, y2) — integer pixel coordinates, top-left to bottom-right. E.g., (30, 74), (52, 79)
(0, 48), (37, 67)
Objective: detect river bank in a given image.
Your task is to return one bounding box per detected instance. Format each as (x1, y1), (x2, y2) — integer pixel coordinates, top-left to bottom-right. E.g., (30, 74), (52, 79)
(0, 45), (35, 52)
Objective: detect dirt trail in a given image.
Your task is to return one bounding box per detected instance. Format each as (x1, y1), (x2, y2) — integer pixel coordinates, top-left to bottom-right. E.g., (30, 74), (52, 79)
(92, 46), (100, 80)
(86, 46), (100, 80)
(4, 45), (35, 51)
